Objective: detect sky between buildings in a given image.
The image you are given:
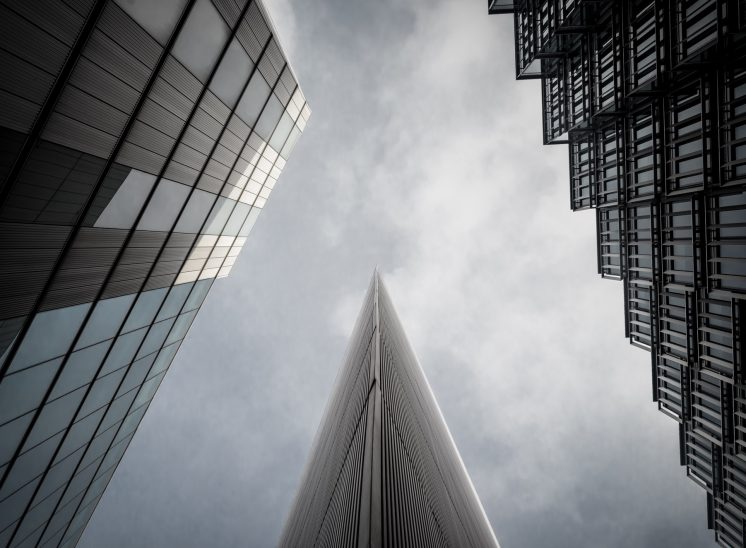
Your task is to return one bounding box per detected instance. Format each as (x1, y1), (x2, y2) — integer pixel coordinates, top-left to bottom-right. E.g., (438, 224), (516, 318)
(80, 1), (716, 546)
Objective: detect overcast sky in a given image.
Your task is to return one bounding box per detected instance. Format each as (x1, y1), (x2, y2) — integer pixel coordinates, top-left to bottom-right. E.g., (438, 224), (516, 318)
(80, 1), (716, 546)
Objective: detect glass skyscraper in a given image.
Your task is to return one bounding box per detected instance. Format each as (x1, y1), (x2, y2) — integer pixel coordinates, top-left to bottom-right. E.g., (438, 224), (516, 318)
(0, 0), (308, 545)
(489, 1), (745, 545)
(280, 272), (499, 548)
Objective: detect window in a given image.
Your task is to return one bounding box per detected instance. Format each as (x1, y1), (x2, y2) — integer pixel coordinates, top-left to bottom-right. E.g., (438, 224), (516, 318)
(122, 288), (168, 333)
(50, 342), (111, 400)
(255, 94), (283, 141)
(236, 72), (271, 126)
(174, 188), (214, 233)
(137, 179), (190, 232)
(156, 283), (194, 321)
(211, 38), (253, 108)
(171, 0), (229, 82)
(203, 196), (234, 234)
(0, 358), (63, 425)
(93, 169), (157, 229)
(76, 294), (136, 349)
(115, 0), (188, 44)
(269, 111), (294, 152)
(9, 303), (91, 373)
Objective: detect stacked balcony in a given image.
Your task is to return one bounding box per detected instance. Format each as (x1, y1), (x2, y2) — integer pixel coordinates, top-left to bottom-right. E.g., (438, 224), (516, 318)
(490, 1), (746, 544)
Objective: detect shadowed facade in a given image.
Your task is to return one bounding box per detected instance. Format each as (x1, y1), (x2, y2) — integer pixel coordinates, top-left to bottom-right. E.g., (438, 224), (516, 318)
(0, 1), (308, 545)
(280, 272), (499, 548)
(488, 1), (746, 545)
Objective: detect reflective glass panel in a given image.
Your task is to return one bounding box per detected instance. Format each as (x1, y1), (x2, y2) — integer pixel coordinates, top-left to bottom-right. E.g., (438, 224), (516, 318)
(0, 414), (33, 466)
(238, 207), (261, 236)
(222, 202), (250, 236)
(93, 169), (157, 230)
(23, 387), (87, 450)
(174, 188), (214, 233)
(236, 72), (271, 126)
(211, 37), (253, 108)
(156, 283), (194, 321)
(137, 318), (176, 359)
(183, 279), (212, 311)
(255, 94), (283, 141)
(137, 179), (190, 232)
(50, 341), (111, 400)
(0, 358), (63, 425)
(98, 327), (147, 376)
(269, 111), (294, 151)
(203, 197), (233, 234)
(75, 294), (136, 350)
(122, 287), (168, 333)
(9, 303), (91, 372)
(114, 0), (188, 44)
(171, 0), (229, 82)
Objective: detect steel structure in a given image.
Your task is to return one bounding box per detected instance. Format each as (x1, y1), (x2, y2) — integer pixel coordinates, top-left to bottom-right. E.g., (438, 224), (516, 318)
(0, 1), (308, 546)
(489, 1), (746, 545)
(280, 272), (499, 548)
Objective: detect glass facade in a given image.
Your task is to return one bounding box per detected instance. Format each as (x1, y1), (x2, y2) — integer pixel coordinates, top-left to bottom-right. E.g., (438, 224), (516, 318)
(489, 1), (745, 545)
(280, 273), (499, 547)
(0, 0), (308, 545)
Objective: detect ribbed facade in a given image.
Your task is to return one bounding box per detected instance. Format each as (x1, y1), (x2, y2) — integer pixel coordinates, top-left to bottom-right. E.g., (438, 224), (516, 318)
(280, 273), (499, 548)
(0, 1), (308, 546)
(488, 1), (745, 545)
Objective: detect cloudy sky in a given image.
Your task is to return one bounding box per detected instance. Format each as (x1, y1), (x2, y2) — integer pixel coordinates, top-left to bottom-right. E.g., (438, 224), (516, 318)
(80, 1), (716, 546)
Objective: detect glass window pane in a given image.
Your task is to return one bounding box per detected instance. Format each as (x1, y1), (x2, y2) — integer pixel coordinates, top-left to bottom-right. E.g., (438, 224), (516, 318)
(204, 197), (234, 235)
(165, 310), (198, 346)
(211, 37), (253, 108)
(75, 294), (136, 350)
(183, 279), (212, 312)
(79, 369), (127, 418)
(137, 318), (176, 359)
(174, 188), (214, 233)
(255, 94), (283, 141)
(137, 179), (190, 232)
(9, 304), (91, 372)
(55, 408), (106, 463)
(99, 328), (148, 377)
(123, 288), (168, 333)
(23, 387), (87, 450)
(149, 342), (180, 378)
(238, 207), (261, 236)
(171, 0), (229, 82)
(236, 72), (271, 126)
(114, 0), (188, 44)
(51, 341), (111, 400)
(0, 358), (63, 425)
(281, 125), (302, 160)
(1, 432), (63, 501)
(156, 283), (194, 321)
(93, 169), (157, 230)
(117, 354), (157, 397)
(222, 202), (250, 236)
(269, 111), (294, 151)
(0, 414), (33, 466)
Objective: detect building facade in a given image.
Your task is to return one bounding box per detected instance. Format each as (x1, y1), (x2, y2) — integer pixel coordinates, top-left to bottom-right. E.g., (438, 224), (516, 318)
(488, 1), (745, 545)
(0, 0), (308, 545)
(280, 272), (499, 548)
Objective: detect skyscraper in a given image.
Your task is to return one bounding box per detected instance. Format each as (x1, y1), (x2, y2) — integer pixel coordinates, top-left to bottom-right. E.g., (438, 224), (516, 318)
(0, 0), (308, 545)
(280, 272), (499, 548)
(489, 1), (745, 545)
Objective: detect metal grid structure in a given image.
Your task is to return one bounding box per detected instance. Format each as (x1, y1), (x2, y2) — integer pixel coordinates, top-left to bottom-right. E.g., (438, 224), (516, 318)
(279, 272), (499, 548)
(0, 0), (308, 545)
(489, 1), (746, 545)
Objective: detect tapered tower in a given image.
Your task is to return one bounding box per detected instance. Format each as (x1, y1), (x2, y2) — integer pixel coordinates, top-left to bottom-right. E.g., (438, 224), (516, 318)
(280, 272), (499, 547)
